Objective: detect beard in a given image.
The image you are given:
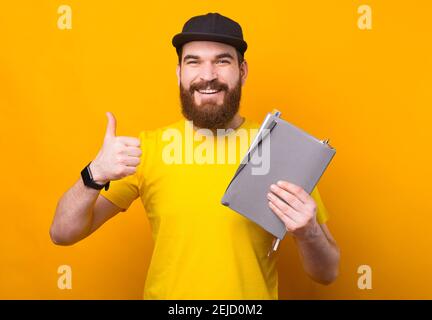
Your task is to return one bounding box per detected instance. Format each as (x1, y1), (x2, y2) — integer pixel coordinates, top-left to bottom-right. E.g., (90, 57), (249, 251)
(180, 78), (242, 130)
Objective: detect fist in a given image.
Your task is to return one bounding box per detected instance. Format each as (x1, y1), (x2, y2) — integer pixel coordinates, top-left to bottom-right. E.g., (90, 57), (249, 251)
(90, 112), (142, 184)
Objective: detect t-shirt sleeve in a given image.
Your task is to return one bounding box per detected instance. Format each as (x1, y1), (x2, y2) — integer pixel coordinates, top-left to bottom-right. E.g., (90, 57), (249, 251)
(99, 131), (148, 211)
(310, 186), (330, 224)
(100, 172), (139, 211)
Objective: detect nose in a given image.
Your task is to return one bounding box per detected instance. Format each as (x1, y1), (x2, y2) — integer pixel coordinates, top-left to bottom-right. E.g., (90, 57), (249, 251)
(199, 62), (217, 82)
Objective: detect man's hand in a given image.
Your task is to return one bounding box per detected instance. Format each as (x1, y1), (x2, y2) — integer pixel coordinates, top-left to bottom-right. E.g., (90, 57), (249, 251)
(267, 180), (340, 284)
(89, 112), (142, 184)
(267, 180), (320, 240)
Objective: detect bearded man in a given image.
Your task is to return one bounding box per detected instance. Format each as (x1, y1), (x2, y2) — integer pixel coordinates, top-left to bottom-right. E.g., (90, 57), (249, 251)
(50, 12), (340, 299)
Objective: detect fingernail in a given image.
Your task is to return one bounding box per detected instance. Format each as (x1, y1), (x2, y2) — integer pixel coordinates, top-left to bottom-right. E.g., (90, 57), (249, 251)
(270, 184), (277, 191)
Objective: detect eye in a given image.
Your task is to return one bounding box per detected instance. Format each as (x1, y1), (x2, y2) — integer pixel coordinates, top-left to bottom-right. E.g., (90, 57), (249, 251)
(216, 60), (230, 65)
(186, 60), (198, 65)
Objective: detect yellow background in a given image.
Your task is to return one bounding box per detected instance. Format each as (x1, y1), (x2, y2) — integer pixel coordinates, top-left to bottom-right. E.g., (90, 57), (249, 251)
(1, 0), (431, 299)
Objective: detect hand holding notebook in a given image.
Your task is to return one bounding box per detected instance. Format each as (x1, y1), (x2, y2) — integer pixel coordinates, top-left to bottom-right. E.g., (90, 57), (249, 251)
(221, 110), (336, 254)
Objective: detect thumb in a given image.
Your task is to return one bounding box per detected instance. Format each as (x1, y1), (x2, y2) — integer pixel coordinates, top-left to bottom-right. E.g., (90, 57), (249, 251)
(104, 112), (116, 140)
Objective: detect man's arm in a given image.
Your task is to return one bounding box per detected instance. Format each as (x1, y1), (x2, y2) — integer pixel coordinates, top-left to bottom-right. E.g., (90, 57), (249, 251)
(49, 112), (141, 246)
(292, 223), (340, 285)
(50, 177), (123, 246)
(267, 181), (340, 285)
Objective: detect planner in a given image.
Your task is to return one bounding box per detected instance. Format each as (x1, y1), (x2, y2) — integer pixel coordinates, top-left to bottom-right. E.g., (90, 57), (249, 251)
(221, 110), (336, 253)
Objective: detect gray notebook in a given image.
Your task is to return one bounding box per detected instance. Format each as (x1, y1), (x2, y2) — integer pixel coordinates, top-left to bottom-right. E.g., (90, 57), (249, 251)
(221, 111), (336, 244)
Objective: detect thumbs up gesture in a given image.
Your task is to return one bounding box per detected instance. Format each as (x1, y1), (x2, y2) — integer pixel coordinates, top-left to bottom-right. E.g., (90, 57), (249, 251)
(89, 112), (142, 184)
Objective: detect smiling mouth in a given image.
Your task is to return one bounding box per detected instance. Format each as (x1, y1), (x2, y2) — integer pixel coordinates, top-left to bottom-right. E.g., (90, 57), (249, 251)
(196, 89), (223, 95)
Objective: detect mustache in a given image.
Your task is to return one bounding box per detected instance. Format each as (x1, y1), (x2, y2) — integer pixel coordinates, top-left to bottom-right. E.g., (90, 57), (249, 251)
(189, 80), (229, 94)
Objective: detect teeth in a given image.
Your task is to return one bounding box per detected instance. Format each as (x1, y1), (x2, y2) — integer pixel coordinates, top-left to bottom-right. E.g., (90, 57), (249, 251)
(197, 89), (220, 94)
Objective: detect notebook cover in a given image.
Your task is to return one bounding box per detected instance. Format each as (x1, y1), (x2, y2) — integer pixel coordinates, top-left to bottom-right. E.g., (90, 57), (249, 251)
(221, 113), (336, 240)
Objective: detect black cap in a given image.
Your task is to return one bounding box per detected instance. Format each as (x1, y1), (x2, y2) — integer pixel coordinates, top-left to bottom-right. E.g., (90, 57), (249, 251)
(172, 13), (248, 57)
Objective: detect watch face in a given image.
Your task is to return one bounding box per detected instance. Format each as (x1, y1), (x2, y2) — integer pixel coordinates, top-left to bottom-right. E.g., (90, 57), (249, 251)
(81, 163), (104, 190)
(86, 165), (94, 180)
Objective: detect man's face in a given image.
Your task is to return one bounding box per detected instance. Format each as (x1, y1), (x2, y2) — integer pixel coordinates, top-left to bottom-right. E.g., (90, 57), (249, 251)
(177, 41), (248, 129)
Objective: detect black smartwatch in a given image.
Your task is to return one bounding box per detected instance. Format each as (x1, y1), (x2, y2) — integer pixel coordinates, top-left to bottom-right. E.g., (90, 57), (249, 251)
(81, 162), (110, 191)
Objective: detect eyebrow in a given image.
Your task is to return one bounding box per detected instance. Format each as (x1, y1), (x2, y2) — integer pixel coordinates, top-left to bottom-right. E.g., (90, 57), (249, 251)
(183, 54), (200, 62)
(183, 52), (235, 62)
(215, 53), (234, 60)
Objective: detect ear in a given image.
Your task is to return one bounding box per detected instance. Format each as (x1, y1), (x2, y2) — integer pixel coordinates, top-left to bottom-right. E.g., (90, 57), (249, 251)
(240, 60), (248, 86)
(176, 64), (181, 87)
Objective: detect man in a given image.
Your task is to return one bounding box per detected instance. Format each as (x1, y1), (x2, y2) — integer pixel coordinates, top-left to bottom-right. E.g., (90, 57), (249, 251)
(50, 12), (340, 299)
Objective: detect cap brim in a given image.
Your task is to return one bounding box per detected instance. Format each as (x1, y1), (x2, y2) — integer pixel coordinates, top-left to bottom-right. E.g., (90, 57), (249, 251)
(172, 32), (247, 55)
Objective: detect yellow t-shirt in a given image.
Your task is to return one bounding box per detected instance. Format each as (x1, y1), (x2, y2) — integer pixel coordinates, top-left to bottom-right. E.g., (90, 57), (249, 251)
(100, 118), (329, 300)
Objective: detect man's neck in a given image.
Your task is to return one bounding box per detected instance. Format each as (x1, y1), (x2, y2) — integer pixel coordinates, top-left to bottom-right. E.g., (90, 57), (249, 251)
(224, 113), (245, 131)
